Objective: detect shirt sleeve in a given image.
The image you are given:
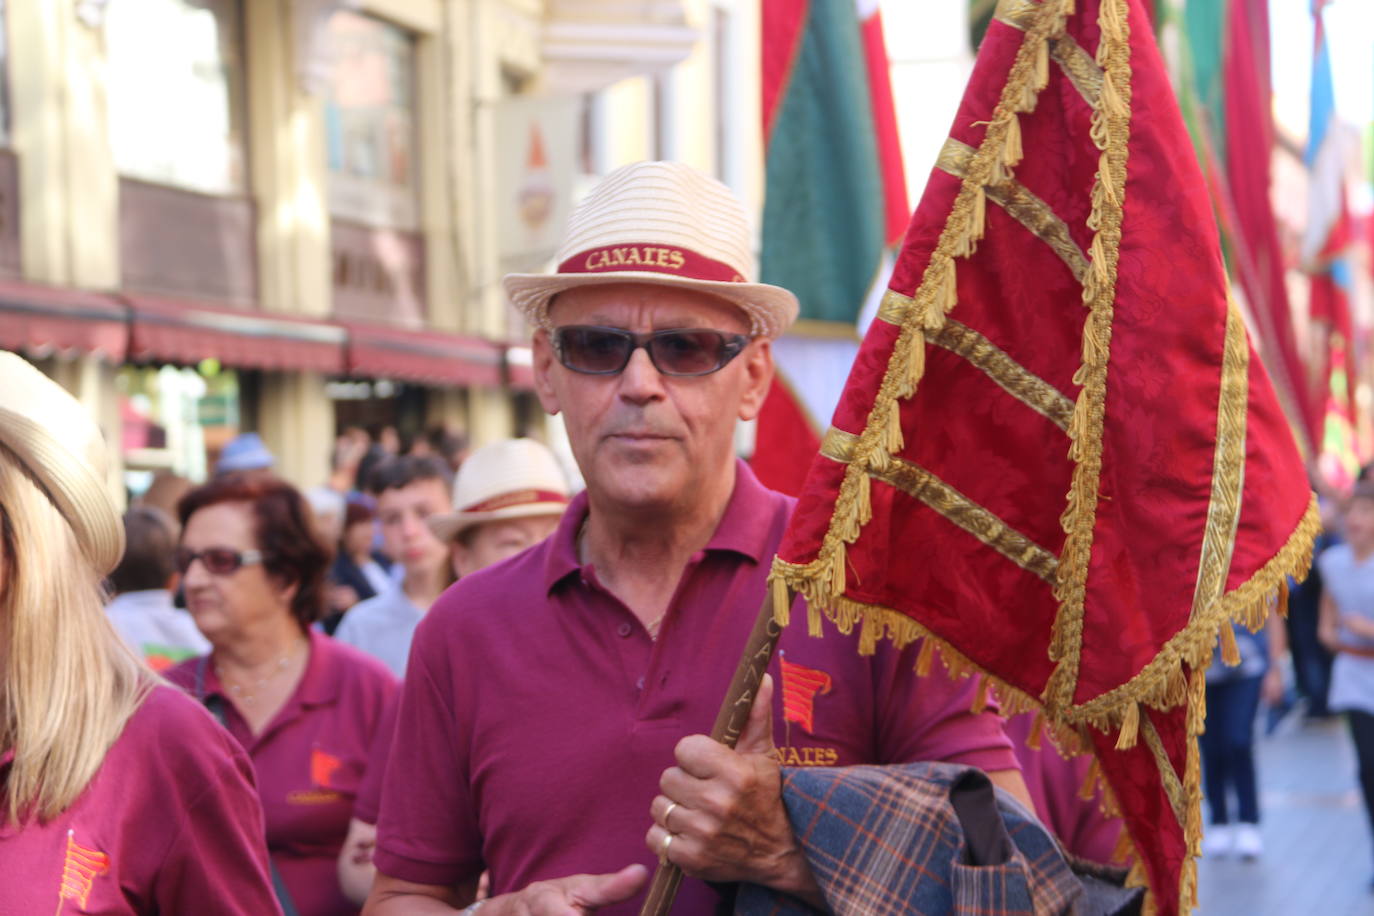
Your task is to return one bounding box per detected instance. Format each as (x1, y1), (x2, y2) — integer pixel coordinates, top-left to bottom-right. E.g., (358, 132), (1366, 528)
(373, 607), (484, 886)
(353, 690), (401, 825)
(155, 715), (283, 915)
(875, 638), (1018, 773)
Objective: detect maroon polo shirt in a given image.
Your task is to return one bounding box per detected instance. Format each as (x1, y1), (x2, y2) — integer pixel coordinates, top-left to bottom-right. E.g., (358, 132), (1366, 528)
(0, 685), (281, 915)
(352, 693), (399, 826)
(375, 461), (1016, 914)
(168, 628), (396, 916)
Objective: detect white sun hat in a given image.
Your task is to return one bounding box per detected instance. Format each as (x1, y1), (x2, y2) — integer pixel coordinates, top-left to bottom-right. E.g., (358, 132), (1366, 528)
(0, 351), (124, 574)
(502, 161), (800, 338)
(427, 438), (572, 544)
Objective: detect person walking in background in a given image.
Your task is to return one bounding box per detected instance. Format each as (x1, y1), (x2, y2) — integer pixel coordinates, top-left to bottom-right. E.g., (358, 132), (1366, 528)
(105, 506), (211, 671)
(323, 499), (395, 634)
(333, 456), (453, 678)
(166, 472), (396, 916)
(1319, 480), (1374, 889)
(1198, 618), (1285, 860)
(335, 437), (570, 905)
(0, 352), (281, 914)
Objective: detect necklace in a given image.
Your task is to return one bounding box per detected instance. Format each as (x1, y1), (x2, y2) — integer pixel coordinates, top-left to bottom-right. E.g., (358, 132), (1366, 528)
(215, 643), (302, 707)
(646, 614), (665, 640)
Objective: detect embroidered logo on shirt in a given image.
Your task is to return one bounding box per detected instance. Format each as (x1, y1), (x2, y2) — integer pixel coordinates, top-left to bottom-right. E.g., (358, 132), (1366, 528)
(311, 747), (344, 788)
(57, 829), (110, 912)
(288, 747), (347, 806)
(780, 657), (832, 735)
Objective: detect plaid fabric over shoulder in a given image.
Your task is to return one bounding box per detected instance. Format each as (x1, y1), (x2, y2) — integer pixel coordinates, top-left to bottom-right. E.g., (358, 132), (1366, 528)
(735, 763), (1086, 916)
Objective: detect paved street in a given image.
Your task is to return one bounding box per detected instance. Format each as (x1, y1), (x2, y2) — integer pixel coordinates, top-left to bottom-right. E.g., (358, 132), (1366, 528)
(1198, 714), (1374, 913)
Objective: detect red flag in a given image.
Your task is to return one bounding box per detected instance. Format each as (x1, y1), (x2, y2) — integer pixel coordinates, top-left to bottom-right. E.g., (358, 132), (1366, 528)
(769, 1), (1316, 912)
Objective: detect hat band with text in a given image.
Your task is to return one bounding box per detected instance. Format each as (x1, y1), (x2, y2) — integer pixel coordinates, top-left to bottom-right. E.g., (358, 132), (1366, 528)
(558, 244), (745, 283)
(460, 489), (570, 515)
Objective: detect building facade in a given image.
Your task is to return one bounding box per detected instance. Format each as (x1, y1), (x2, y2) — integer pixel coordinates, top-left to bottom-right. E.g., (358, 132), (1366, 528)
(2, 0), (755, 499)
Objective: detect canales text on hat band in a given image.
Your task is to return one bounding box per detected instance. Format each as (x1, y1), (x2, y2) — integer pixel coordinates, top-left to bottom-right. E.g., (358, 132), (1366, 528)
(559, 244), (746, 283)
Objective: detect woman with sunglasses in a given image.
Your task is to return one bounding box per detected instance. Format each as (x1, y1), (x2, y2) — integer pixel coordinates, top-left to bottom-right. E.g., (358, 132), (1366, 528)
(0, 353), (280, 914)
(166, 472), (397, 916)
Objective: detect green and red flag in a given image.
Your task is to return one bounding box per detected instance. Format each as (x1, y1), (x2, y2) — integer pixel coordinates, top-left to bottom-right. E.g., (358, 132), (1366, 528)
(768, 0), (1318, 912)
(751, 0), (909, 496)
(1171, 0), (1318, 456)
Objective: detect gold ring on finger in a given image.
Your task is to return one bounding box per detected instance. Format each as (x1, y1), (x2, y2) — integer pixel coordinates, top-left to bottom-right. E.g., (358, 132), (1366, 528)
(659, 831), (674, 863)
(663, 801), (679, 832)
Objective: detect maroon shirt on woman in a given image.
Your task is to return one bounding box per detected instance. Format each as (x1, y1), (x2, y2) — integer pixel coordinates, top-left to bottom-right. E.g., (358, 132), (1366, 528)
(375, 461), (1016, 914)
(169, 628), (396, 916)
(0, 685), (281, 915)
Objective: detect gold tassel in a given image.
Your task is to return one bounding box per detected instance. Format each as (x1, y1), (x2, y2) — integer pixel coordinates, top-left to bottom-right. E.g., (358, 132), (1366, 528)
(971, 676), (991, 714)
(807, 598), (824, 638)
(1061, 0), (1075, 16)
(886, 400), (905, 454)
(1078, 756), (1102, 801)
(1110, 829), (1134, 865)
(915, 637), (936, 677)
(1027, 710), (1047, 750)
(970, 183), (987, 240)
(858, 613), (879, 656)
(1220, 623), (1240, 666)
(1002, 114), (1024, 170)
(828, 544), (846, 595)
(856, 470), (873, 526)
(1033, 37), (1050, 92)
(907, 330), (926, 389)
(1115, 702), (1141, 751)
(1277, 578), (1291, 618)
(771, 576), (792, 628)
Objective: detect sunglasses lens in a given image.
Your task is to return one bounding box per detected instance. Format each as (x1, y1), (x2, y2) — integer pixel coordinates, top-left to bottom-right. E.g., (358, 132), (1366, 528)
(175, 548), (243, 575)
(557, 328), (633, 374)
(202, 549), (241, 575)
(648, 330), (729, 375)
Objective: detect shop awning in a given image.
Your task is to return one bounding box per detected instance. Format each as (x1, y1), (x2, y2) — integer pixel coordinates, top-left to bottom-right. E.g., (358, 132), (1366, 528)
(127, 295), (347, 373)
(541, 1), (698, 93)
(345, 322), (505, 386)
(0, 280), (129, 360)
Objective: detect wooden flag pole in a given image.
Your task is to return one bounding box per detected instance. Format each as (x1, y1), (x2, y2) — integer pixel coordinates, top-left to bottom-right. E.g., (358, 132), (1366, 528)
(637, 591), (788, 916)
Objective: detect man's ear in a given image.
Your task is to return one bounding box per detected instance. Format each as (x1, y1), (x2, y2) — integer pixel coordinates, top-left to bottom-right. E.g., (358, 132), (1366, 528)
(532, 329), (563, 416)
(736, 337), (775, 422)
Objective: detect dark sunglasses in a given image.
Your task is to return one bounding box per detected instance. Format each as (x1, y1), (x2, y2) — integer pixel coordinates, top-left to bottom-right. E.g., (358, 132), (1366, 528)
(174, 547), (264, 576)
(550, 326), (750, 377)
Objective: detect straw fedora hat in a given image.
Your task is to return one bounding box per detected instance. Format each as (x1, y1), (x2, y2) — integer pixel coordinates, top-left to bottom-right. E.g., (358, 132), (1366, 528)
(503, 161), (800, 338)
(0, 351), (124, 574)
(427, 438), (571, 544)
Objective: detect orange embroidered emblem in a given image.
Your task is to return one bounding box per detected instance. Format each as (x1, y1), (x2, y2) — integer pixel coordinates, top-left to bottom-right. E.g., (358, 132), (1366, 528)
(311, 747), (344, 789)
(57, 829), (110, 912)
(779, 656), (832, 735)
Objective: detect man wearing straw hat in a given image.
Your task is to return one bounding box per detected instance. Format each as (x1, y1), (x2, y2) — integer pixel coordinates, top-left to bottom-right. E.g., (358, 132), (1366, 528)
(366, 162), (1026, 915)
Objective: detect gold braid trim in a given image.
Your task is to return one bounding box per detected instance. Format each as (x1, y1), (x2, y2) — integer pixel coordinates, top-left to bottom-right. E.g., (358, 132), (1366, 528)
(1058, 496), (1318, 729)
(1043, 0), (1133, 714)
(767, 0), (1073, 612)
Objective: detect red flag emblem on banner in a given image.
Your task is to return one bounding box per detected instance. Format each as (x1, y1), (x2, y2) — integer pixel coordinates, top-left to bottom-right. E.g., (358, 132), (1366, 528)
(768, 0), (1317, 912)
(780, 656), (832, 735)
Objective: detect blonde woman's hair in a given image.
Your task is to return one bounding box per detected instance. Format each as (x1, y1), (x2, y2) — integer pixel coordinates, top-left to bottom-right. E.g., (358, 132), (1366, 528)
(0, 445), (154, 823)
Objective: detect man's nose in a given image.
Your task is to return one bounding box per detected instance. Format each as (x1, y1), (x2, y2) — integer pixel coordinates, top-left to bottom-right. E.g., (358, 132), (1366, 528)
(617, 346), (667, 403)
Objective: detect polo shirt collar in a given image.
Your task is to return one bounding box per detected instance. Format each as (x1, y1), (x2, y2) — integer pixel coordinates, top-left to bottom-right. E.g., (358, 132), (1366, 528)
(542, 458), (775, 594)
(199, 626), (339, 708)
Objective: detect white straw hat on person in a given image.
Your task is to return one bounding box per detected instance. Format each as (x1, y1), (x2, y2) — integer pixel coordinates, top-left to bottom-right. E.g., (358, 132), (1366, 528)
(0, 351), (124, 574)
(427, 438), (571, 544)
(503, 161), (799, 338)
